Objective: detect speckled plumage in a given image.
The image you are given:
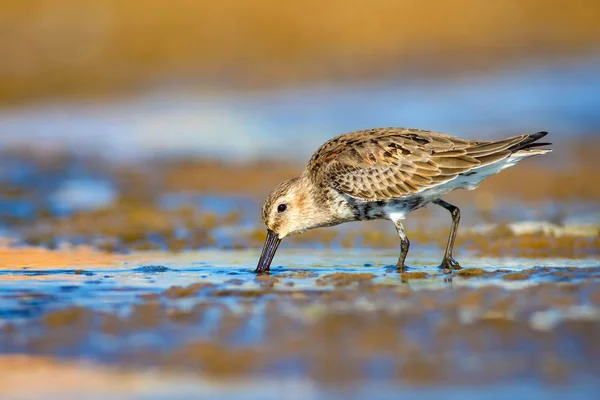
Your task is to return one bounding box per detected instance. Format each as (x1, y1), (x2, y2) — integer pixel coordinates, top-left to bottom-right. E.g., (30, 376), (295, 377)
(256, 127), (551, 273)
(309, 127), (549, 200)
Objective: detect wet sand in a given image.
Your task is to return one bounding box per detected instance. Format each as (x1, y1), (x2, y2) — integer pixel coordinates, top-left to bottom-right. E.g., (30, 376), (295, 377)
(1, 249), (599, 398)
(1, 145), (599, 398)
(1, 146), (598, 260)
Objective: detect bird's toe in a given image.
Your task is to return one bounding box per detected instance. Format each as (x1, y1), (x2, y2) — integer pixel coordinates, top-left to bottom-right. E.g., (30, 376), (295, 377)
(438, 257), (461, 273)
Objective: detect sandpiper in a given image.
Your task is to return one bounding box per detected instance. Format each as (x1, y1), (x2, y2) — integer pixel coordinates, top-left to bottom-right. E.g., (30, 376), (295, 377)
(256, 128), (551, 273)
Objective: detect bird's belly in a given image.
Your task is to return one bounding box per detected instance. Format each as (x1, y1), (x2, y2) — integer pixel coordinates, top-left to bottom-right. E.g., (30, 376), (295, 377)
(347, 195), (427, 221)
(422, 155), (525, 198)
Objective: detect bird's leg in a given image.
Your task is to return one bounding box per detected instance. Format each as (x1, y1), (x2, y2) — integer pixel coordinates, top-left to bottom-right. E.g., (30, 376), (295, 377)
(392, 219), (410, 271)
(432, 198), (462, 272)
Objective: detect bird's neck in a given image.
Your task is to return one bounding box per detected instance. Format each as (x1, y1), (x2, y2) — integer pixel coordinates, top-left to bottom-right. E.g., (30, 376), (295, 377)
(294, 174), (351, 230)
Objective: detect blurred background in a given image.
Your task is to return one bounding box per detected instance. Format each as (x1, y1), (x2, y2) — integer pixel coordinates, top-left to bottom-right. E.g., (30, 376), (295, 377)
(1, 0), (599, 253)
(1, 0), (600, 252)
(1, 2), (600, 398)
(1, 0), (599, 159)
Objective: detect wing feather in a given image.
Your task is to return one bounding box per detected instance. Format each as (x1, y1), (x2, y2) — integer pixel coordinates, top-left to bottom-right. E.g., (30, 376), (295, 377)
(308, 128), (544, 201)
(466, 135), (526, 156)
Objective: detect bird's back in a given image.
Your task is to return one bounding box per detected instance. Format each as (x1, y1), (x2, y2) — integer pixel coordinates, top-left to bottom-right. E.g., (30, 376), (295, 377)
(306, 127), (550, 201)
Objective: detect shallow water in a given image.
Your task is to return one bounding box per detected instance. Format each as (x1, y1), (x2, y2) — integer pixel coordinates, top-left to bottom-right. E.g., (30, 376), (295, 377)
(1, 249), (599, 399)
(1, 249), (598, 314)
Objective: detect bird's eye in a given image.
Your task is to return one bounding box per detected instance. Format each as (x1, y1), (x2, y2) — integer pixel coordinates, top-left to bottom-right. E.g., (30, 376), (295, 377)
(277, 204), (287, 213)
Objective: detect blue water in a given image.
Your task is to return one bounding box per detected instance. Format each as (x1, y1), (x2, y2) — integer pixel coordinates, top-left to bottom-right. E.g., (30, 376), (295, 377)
(1, 249), (597, 323)
(0, 57), (598, 161)
(1, 250), (599, 400)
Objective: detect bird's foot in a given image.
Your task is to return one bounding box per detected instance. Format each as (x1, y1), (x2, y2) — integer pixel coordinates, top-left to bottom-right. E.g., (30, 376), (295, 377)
(438, 257), (461, 273)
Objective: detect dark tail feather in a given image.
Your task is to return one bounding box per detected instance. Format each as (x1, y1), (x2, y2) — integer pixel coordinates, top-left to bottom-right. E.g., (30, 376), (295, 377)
(511, 131), (551, 152)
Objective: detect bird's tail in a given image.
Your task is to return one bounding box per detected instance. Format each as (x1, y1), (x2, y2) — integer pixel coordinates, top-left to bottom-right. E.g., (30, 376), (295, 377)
(510, 131), (552, 154)
(465, 131), (551, 166)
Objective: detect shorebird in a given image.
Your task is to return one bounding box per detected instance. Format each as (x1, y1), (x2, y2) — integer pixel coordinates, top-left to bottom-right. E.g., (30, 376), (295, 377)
(256, 128), (551, 273)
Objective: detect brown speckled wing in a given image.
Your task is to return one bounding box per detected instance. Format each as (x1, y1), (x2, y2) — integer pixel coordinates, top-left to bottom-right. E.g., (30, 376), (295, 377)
(308, 127), (536, 201)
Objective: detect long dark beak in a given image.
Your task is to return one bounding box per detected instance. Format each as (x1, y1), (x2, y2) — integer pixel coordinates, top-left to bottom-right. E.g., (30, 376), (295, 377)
(255, 229), (282, 273)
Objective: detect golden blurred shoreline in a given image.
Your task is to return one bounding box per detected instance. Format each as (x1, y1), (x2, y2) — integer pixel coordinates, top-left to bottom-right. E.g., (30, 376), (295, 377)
(1, 0), (600, 104)
(1, 141), (598, 259)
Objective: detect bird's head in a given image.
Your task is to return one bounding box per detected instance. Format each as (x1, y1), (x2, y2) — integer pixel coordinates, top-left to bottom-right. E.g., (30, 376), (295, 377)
(255, 176), (330, 273)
